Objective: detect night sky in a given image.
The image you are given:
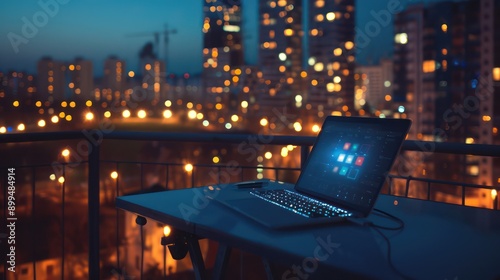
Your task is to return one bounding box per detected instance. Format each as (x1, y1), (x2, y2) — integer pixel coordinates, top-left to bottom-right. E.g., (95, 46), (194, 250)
(0, 0), (448, 76)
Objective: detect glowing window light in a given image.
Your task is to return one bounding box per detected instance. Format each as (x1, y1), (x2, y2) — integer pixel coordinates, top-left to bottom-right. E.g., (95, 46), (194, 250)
(110, 171), (118, 179)
(441, 24), (448, 32)
(312, 124), (321, 133)
(314, 62), (324, 72)
(85, 112), (94, 121)
(225, 123), (232, 129)
(395, 33), (408, 44)
(241, 101), (248, 108)
(86, 100), (92, 107)
(163, 226), (171, 237)
(104, 111), (111, 118)
(13, 100), (20, 107)
(65, 115), (72, 121)
(213, 156), (220, 164)
(69, 101), (76, 108)
(333, 48), (342, 56)
(17, 123), (25, 131)
(231, 115), (239, 122)
(188, 110), (197, 119)
(196, 113), (204, 120)
(163, 110), (172, 118)
(51, 116), (59, 123)
(293, 122), (302, 132)
(279, 53), (287, 61)
(122, 110), (131, 118)
(264, 152), (272, 159)
(202, 120), (209, 127)
(58, 176), (65, 183)
(61, 149), (70, 157)
(333, 76), (341, 83)
(164, 100), (172, 107)
(260, 118), (268, 126)
(184, 163), (193, 172)
(281, 147), (289, 157)
(49, 174), (56, 181)
(295, 95), (303, 102)
(137, 110), (147, 119)
(326, 12), (336, 21)
(345, 41), (354, 50)
(38, 120), (46, 127)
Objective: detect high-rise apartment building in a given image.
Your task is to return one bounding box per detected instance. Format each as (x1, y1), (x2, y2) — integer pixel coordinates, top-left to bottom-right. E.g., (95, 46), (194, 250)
(68, 57), (93, 100)
(258, 0), (304, 116)
(393, 0), (500, 202)
(202, 0), (243, 123)
(37, 57), (66, 101)
(140, 57), (166, 105)
(307, 0), (356, 116)
(355, 59), (393, 113)
(103, 56), (127, 101)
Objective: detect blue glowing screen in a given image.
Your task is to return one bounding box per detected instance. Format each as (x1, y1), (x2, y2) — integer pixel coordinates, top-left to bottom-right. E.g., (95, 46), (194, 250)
(295, 116), (411, 214)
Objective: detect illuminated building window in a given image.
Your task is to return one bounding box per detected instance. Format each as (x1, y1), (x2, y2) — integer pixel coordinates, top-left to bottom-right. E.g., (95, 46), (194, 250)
(314, 62), (324, 72)
(316, 14), (324, 22)
(326, 12), (335, 21)
(442, 48), (448, 55)
(467, 165), (479, 176)
(284, 28), (294, 36)
(441, 24), (448, 32)
(345, 41), (354, 50)
(315, 0), (325, 8)
(423, 60), (436, 73)
(333, 48), (342, 56)
(394, 33), (408, 44)
(493, 67), (500, 81)
(310, 29), (319, 36)
(482, 115), (492, 122)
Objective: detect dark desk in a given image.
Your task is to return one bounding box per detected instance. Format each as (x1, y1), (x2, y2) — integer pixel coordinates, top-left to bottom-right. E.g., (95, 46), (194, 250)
(116, 182), (500, 280)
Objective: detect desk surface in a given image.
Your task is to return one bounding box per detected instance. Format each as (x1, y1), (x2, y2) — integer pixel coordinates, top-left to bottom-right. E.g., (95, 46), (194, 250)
(116, 182), (500, 280)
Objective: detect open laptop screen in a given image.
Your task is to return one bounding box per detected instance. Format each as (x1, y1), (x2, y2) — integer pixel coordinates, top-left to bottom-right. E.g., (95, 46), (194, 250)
(295, 116), (411, 216)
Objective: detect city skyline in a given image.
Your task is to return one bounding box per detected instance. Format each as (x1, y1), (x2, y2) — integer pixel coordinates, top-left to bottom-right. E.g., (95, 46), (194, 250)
(0, 0), (449, 76)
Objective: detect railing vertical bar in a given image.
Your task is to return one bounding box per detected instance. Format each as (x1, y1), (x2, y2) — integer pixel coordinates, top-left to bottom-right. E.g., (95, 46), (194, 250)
(462, 186), (466, 206)
(217, 166), (221, 184)
(191, 167), (195, 188)
(32, 166), (37, 280)
(61, 164), (65, 280)
(405, 178), (410, 197)
(275, 169), (279, 181)
(300, 145), (309, 170)
(88, 140), (100, 280)
(115, 162), (120, 274)
(427, 182), (431, 200)
(166, 165), (170, 190)
(387, 177), (392, 195)
(140, 164), (144, 190)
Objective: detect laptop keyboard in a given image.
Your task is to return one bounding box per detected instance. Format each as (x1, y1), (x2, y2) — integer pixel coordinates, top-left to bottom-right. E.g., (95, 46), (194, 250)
(250, 189), (353, 218)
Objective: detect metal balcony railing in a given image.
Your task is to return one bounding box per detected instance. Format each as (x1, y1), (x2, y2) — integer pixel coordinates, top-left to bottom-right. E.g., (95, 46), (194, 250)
(1, 131), (499, 279)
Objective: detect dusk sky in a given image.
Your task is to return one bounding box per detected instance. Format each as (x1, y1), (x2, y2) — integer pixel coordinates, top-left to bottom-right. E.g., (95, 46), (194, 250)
(0, 0), (448, 76)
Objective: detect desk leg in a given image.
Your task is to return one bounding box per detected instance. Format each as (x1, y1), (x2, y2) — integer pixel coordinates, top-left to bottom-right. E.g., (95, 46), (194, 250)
(212, 244), (232, 280)
(187, 236), (207, 280)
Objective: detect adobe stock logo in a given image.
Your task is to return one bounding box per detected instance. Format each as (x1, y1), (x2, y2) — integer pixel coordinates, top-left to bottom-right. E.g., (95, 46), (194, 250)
(7, 0), (70, 54)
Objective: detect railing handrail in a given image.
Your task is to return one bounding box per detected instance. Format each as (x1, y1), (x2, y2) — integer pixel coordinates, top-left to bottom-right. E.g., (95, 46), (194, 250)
(1, 130), (500, 157)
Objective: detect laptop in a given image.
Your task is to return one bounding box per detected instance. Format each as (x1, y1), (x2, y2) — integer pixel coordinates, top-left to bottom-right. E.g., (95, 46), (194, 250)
(210, 116), (411, 229)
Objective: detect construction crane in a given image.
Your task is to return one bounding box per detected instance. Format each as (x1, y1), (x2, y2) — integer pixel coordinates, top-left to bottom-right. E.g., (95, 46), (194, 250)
(125, 24), (177, 71)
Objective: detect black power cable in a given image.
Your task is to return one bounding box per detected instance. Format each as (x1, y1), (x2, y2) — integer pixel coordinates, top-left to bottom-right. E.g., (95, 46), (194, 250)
(348, 209), (414, 280)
